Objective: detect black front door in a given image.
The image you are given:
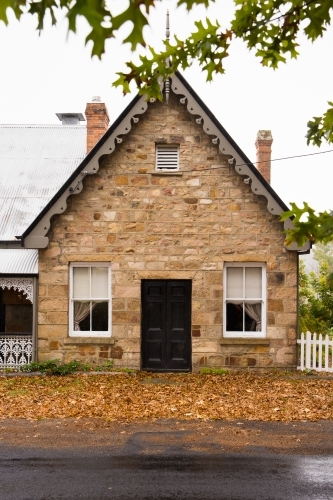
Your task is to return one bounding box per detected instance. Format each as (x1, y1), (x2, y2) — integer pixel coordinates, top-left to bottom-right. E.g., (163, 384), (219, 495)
(141, 280), (191, 372)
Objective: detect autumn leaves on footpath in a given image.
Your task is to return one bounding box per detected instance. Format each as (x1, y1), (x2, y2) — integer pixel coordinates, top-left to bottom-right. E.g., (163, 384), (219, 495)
(1, 372), (332, 422)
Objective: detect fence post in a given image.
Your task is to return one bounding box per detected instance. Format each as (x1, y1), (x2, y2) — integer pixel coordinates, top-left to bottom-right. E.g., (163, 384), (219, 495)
(324, 335), (329, 371)
(318, 334), (323, 370)
(299, 332), (305, 370)
(305, 331), (312, 369)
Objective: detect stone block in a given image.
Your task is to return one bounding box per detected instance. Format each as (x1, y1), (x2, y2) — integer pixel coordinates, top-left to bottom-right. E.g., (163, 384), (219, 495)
(287, 327), (297, 342)
(228, 203), (241, 211)
(205, 300), (221, 312)
(38, 339), (49, 351)
(115, 339), (140, 353)
(47, 312), (68, 325)
(113, 311), (140, 324)
(275, 313), (297, 326)
(267, 327), (286, 339)
(276, 347), (296, 366)
(49, 341), (61, 351)
(38, 352), (64, 362)
(253, 345), (270, 353)
(225, 356), (257, 367)
(192, 312), (214, 325)
(115, 175), (129, 186)
(39, 298), (68, 313)
(192, 340), (218, 353)
(127, 299), (140, 311)
(107, 223), (123, 233)
(38, 312), (47, 324)
(186, 178), (200, 186)
(258, 355), (274, 367)
(78, 345), (97, 356)
(285, 300), (297, 313)
(43, 246), (61, 258)
(110, 345), (123, 359)
(268, 299), (284, 312)
(206, 355), (224, 367)
(124, 222), (145, 232)
(47, 285), (68, 297)
(39, 324), (68, 339)
(114, 286), (140, 298)
(103, 211), (117, 221)
(39, 272), (67, 285)
(205, 272), (223, 285)
(131, 176), (148, 186)
(267, 273), (285, 286)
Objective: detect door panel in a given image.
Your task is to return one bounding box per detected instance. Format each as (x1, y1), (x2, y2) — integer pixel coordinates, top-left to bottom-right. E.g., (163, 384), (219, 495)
(142, 280), (191, 372)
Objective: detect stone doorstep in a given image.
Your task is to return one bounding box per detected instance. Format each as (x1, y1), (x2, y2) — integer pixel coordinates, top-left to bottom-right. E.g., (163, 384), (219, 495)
(63, 337), (115, 345)
(220, 339), (270, 345)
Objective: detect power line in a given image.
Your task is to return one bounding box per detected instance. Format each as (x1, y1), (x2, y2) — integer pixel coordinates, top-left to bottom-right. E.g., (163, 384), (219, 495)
(106, 148), (333, 175)
(175, 148), (333, 174)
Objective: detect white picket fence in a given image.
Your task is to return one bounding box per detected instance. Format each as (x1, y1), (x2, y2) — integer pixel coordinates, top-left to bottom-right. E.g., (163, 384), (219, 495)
(297, 331), (333, 372)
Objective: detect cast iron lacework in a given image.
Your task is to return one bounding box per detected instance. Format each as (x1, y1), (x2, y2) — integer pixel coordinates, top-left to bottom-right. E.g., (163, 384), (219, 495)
(0, 336), (33, 367)
(0, 278), (33, 303)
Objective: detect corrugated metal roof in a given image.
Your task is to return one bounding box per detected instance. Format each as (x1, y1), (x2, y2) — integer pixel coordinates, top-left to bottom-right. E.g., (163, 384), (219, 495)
(0, 125), (86, 240)
(0, 249), (38, 274)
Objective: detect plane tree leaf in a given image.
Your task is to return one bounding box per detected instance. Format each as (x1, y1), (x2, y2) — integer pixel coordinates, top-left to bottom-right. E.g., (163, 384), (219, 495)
(281, 203), (333, 246)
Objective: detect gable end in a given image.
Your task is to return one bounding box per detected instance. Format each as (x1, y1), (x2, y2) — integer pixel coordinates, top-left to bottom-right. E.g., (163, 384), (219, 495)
(20, 73), (309, 253)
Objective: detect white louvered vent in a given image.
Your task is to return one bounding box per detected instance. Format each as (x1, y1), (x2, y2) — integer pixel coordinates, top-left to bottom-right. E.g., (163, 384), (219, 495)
(156, 144), (179, 171)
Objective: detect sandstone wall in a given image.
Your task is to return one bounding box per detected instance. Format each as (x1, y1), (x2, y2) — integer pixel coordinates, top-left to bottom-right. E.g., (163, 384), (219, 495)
(37, 93), (298, 370)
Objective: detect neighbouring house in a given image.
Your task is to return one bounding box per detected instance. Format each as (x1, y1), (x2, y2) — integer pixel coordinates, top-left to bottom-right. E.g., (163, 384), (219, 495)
(0, 73), (310, 371)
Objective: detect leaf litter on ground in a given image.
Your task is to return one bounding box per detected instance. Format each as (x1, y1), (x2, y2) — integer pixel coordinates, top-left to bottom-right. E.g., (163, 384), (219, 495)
(0, 372), (332, 422)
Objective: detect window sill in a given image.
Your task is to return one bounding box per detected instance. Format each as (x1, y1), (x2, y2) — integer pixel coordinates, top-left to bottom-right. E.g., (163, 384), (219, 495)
(151, 172), (183, 176)
(220, 338), (270, 345)
(64, 337), (115, 345)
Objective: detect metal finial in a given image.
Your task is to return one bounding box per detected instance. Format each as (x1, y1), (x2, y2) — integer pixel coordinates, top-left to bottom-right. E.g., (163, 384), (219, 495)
(166, 10), (170, 40)
(164, 10), (171, 103)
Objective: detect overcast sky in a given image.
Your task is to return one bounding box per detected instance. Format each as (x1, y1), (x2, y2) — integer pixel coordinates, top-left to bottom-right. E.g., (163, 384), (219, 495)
(0, 0), (332, 213)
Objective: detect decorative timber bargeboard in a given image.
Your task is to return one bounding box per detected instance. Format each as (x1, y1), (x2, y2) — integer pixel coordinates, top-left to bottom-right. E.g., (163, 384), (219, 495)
(20, 73), (309, 253)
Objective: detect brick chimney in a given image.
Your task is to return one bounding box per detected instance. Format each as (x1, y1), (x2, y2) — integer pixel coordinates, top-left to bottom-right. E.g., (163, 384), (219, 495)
(255, 130), (273, 185)
(85, 96), (110, 154)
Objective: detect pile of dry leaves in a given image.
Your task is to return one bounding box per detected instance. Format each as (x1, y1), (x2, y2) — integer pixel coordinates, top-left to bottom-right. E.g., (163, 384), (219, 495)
(1, 372), (332, 422)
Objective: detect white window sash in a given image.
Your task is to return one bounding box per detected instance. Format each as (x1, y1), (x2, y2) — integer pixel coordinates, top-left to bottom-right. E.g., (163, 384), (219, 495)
(69, 263), (111, 337)
(223, 263), (266, 338)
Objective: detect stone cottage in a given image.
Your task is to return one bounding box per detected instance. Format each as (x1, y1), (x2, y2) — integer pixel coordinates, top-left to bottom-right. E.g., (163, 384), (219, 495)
(0, 72), (309, 371)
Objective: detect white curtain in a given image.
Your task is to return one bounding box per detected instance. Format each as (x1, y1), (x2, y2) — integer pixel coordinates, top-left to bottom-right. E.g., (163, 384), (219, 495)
(243, 303), (262, 331)
(73, 301), (91, 331)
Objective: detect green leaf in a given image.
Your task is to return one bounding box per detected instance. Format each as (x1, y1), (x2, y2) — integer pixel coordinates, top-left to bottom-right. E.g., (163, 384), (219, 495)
(306, 102), (333, 147)
(282, 203), (333, 246)
(111, 2), (150, 51)
(28, 0), (58, 29)
(0, 0), (24, 25)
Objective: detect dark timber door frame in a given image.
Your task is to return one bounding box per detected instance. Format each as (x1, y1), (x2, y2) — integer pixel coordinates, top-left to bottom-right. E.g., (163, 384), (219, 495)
(141, 280), (192, 372)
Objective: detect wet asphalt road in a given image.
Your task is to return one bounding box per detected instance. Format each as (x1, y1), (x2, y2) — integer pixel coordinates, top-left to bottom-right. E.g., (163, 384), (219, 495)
(1, 446), (333, 500)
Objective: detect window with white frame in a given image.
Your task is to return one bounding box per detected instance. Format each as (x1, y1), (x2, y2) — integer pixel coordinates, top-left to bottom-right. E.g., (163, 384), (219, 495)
(156, 144), (179, 171)
(223, 263), (266, 338)
(69, 263), (111, 337)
